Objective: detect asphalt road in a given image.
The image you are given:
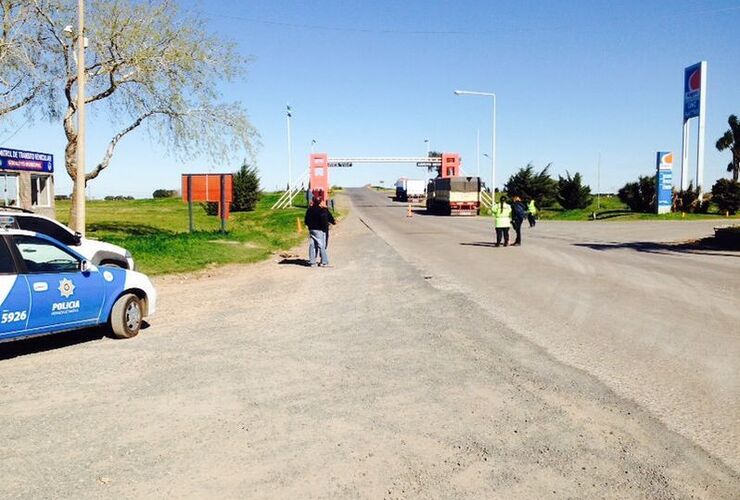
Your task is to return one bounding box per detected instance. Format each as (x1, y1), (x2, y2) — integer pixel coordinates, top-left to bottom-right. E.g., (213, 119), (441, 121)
(0, 189), (737, 498)
(348, 187), (739, 473)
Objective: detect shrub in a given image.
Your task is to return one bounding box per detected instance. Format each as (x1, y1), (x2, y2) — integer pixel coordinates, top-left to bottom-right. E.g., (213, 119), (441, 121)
(153, 189), (178, 198)
(504, 163), (558, 207)
(556, 171), (592, 209)
(672, 182), (710, 213)
(232, 161), (262, 212)
(618, 175), (656, 212)
(104, 195), (135, 201)
(711, 178), (740, 215)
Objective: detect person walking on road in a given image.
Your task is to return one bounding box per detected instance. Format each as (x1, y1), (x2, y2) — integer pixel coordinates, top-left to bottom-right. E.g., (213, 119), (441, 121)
(492, 195), (512, 247)
(304, 191), (336, 267)
(511, 195), (527, 246)
(527, 199), (537, 227)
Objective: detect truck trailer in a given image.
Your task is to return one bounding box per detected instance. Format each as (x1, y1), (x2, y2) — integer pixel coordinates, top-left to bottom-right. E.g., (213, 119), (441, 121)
(426, 176), (481, 215)
(395, 178), (426, 202)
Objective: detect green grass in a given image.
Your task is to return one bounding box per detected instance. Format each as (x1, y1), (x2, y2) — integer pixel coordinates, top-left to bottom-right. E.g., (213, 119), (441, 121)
(480, 194), (738, 221)
(56, 193), (334, 275)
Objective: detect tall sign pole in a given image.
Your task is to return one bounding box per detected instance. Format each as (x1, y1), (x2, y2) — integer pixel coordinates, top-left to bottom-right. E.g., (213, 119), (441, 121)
(680, 61), (707, 199)
(75, 0), (86, 234)
(286, 104), (293, 207)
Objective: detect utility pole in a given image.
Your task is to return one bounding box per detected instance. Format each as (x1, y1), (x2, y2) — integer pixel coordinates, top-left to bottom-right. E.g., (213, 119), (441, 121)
(74, 0), (86, 234)
(286, 104), (293, 207)
(597, 153), (601, 210)
(476, 128), (480, 178)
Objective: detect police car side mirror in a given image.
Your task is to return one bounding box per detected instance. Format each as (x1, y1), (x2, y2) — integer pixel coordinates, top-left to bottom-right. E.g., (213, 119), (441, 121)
(80, 259), (91, 273)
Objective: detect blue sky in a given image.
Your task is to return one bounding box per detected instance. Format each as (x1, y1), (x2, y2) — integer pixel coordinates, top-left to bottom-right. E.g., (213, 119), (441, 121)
(2, 0), (739, 197)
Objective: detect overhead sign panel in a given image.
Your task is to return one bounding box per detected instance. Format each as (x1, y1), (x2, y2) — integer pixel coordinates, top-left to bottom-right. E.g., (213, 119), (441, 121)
(683, 62), (703, 121)
(0, 147), (54, 173)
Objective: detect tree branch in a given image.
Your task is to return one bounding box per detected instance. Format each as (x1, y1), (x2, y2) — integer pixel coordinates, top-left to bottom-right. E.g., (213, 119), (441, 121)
(86, 109), (163, 181)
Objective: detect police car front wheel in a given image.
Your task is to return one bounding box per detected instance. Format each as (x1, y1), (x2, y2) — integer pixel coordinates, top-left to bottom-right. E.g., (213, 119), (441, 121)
(110, 293), (142, 339)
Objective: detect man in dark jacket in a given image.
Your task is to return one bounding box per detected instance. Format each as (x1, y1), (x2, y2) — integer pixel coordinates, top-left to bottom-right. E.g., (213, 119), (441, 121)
(511, 195), (527, 246)
(304, 191), (335, 267)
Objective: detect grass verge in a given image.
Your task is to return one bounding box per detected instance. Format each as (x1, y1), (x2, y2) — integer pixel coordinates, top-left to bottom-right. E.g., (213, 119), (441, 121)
(56, 192), (340, 275)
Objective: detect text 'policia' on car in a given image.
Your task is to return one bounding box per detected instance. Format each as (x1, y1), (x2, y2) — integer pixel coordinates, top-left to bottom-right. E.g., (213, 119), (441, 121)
(0, 216), (155, 343)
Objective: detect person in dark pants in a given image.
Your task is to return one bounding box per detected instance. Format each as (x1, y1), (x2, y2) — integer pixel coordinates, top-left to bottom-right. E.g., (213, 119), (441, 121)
(511, 195), (527, 246)
(304, 191), (336, 267)
(491, 195), (512, 247)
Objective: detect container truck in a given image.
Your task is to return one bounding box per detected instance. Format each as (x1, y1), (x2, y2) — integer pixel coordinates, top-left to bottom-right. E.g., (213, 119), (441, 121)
(426, 176), (481, 215)
(395, 178), (426, 202)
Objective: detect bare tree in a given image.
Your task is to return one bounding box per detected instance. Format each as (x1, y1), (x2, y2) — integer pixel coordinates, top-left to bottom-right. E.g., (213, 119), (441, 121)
(0, 0), (53, 118)
(27, 0), (256, 227)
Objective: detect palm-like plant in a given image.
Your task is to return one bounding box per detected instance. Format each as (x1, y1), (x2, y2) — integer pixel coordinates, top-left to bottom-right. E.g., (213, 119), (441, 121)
(716, 115), (740, 182)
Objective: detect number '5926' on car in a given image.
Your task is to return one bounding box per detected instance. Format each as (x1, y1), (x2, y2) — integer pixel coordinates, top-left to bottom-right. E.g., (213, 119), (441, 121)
(0, 226), (156, 343)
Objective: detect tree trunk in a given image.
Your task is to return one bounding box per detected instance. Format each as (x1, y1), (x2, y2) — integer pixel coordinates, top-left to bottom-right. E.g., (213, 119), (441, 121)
(68, 181), (83, 231)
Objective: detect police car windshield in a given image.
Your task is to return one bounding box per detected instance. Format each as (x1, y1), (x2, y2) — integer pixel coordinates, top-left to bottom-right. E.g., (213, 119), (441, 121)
(13, 235), (79, 274)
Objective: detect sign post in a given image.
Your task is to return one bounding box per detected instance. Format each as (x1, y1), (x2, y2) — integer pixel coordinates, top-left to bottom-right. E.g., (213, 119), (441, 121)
(181, 173), (233, 233)
(656, 152), (673, 214)
(680, 61), (707, 199)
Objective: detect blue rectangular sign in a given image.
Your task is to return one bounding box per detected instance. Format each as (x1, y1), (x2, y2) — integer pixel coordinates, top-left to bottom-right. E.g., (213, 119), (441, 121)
(0, 147), (54, 173)
(656, 152), (673, 214)
(683, 63), (702, 121)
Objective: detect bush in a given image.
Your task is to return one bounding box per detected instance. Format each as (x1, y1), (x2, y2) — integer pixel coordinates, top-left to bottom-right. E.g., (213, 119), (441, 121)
(200, 161), (262, 216)
(618, 175), (656, 212)
(673, 182), (710, 213)
(231, 161), (261, 212)
(711, 178), (740, 215)
(504, 163), (557, 207)
(556, 171), (592, 209)
(153, 189), (178, 199)
(104, 195), (135, 201)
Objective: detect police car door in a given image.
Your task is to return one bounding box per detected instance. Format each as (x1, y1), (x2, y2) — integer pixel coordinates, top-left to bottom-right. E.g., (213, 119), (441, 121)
(0, 237), (31, 340)
(13, 234), (106, 332)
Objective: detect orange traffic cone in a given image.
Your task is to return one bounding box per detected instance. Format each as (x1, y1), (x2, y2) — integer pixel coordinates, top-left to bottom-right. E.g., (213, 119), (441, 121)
(407, 202), (413, 218)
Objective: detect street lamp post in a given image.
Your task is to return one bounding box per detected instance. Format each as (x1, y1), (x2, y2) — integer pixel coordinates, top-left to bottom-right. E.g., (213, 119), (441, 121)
(454, 90), (496, 209)
(424, 138), (430, 156)
(286, 104), (293, 207)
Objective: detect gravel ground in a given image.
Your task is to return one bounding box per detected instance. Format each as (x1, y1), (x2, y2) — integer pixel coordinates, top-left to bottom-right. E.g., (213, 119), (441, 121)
(0, 195), (738, 498)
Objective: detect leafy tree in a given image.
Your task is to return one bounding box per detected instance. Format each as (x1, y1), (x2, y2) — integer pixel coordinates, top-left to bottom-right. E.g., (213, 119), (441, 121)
(231, 161), (261, 212)
(716, 114), (740, 182)
(711, 178), (740, 215)
(10, 0), (256, 229)
(556, 171), (592, 209)
(152, 189), (177, 199)
(504, 163), (557, 206)
(618, 175), (656, 212)
(672, 182), (710, 213)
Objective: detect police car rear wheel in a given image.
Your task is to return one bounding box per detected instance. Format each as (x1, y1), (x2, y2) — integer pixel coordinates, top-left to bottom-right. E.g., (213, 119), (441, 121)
(111, 294), (142, 339)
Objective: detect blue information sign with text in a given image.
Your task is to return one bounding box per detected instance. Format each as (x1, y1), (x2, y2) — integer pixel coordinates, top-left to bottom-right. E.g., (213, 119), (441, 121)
(656, 152), (673, 214)
(683, 63), (702, 121)
(0, 147), (54, 173)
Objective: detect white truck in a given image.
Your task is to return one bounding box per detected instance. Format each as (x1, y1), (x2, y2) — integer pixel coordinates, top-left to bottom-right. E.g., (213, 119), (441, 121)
(395, 178), (426, 202)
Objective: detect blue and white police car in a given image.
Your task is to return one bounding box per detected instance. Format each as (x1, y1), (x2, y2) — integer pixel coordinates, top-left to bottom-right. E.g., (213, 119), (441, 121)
(0, 219), (155, 343)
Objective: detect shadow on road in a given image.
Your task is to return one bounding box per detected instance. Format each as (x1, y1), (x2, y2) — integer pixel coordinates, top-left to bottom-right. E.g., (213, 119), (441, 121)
(0, 328), (105, 360)
(0, 322), (152, 361)
(460, 241), (499, 248)
(574, 239), (739, 257)
(278, 258), (311, 267)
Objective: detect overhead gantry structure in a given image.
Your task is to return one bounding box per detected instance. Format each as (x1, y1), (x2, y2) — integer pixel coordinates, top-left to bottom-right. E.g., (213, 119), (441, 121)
(272, 153), (492, 209)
